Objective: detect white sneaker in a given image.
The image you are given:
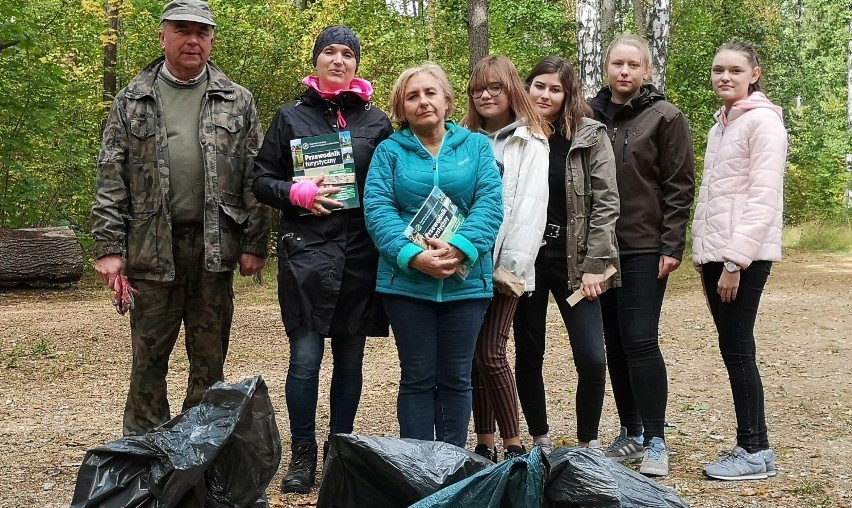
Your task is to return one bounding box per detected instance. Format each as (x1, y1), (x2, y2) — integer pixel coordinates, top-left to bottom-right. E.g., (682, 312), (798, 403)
(639, 437), (669, 476)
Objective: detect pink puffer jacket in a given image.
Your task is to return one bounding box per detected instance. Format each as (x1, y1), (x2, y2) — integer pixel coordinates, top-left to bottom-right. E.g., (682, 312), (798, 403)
(692, 92), (787, 268)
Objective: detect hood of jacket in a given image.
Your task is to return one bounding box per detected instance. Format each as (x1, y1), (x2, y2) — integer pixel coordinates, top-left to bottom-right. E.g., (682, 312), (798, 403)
(478, 118), (526, 141)
(387, 121), (471, 157)
(297, 86), (370, 111)
(716, 91), (783, 126)
(588, 84), (665, 118)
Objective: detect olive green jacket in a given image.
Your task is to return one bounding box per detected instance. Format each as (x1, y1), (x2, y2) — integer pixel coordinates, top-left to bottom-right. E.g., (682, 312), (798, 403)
(92, 57), (269, 281)
(563, 117), (621, 290)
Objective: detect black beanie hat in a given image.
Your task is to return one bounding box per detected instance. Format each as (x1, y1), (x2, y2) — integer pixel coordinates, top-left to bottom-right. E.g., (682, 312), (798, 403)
(312, 25), (361, 70)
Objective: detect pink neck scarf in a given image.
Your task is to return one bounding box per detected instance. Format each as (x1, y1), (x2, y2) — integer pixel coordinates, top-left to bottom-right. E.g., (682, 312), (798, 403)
(302, 75), (374, 128)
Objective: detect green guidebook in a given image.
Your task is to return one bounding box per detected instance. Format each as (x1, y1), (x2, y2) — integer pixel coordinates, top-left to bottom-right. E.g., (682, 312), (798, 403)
(290, 131), (357, 213)
(404, 186), (470, 282)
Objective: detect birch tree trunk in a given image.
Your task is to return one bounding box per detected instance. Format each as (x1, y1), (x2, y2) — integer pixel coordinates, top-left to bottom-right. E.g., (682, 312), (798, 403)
(577, 0), (602, 99)
(846, 15), (852, 206)
(468, 0), (488, 73)
(647, 0), (671, 92)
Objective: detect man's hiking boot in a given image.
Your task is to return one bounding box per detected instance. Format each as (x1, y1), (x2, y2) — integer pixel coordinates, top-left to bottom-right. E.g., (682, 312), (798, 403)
(280, 441), (318, 494)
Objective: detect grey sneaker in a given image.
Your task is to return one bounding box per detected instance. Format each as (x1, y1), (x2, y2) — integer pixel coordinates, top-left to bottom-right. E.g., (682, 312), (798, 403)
(604, 427), (644, 461)
(704, 446), (768, 481)
(533, 437), (554, 455)
(639, 437), (669, 476)
(755, 448), (777, 477)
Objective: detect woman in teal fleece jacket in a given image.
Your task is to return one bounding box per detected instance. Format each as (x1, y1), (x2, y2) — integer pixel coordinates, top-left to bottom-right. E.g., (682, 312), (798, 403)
(364, 63), (503, 447)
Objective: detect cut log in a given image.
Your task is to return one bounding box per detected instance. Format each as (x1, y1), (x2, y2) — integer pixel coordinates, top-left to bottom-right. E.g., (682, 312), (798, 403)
(0, 226), (84, 286)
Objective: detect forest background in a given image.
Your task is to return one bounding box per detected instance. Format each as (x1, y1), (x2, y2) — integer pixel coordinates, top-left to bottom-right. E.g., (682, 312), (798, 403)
(1, 0), (851, 254)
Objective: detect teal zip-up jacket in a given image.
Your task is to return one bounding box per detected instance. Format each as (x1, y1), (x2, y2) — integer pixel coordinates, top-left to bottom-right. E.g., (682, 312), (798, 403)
(364, 122), (503, 302)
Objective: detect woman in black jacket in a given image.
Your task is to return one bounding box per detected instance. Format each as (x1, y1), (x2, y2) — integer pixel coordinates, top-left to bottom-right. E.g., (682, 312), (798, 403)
(589, 34), (695, 477)
(252, 25), (392, 494)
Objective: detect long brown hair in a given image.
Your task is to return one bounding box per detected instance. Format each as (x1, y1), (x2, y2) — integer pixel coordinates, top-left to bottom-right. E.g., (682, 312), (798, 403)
(461, 55), (551, 138)
(525, 56), (591, 138)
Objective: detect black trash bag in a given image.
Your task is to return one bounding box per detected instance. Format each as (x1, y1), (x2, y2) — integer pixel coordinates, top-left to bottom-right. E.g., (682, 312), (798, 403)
(410, 445), (548, 508)
(544, 447), (689, 508)
(316, 435), (492, 508)
(70, 376), (281, 508)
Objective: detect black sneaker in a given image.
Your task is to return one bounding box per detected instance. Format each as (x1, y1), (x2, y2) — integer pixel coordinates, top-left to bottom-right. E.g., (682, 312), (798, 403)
(474, 444), (497, 462)
(504, 445), (526, 461)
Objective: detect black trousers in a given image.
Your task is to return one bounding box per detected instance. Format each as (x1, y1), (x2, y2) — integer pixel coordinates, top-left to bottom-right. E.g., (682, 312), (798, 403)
(513, 240), (607, 442)
(701, 260), (772, 453)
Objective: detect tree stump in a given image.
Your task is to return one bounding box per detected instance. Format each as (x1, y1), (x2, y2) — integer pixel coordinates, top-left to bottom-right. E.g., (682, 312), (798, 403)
(0, 226), (84, 286)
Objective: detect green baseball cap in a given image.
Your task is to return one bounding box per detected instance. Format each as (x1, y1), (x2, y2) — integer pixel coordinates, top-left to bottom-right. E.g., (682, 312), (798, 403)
(161, 0), (216, 27)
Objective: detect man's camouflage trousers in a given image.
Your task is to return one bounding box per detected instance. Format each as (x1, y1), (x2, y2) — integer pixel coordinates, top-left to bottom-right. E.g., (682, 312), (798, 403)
(124, 224), (234, 436)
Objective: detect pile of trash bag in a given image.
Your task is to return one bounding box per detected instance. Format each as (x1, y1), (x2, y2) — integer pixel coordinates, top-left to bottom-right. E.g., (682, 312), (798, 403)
(317, 434), (492, 508)
(410, 446), (547, 508)
(319, 436), (688, 508)
(70, 376), (281, 508)
(544, 447), (689, 508)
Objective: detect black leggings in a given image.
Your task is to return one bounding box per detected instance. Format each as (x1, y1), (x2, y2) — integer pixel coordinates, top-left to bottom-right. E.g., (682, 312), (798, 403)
(513, 241), (607, 442)
(701, 261), (772, 453)
(600, 253), (669, 444)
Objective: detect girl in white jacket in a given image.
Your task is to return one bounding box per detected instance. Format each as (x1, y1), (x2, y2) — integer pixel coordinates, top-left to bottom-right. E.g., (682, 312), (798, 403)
(461, 56), (550, 461)
(693, 42), (787, 481)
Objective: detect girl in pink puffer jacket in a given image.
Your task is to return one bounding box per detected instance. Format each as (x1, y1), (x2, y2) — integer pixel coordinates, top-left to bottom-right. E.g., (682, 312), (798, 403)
(693, 42), (787, 482)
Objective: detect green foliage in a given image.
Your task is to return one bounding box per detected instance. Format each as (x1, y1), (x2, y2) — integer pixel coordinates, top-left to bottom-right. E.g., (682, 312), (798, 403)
(1, 0), (850, 248)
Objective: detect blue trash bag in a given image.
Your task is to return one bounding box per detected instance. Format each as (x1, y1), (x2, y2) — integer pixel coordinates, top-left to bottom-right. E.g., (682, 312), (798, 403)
(410, 446), (548, 508)
(70, 376), (281, 508)
(316, 435), (493, 508)
(543, 447), (689, 508)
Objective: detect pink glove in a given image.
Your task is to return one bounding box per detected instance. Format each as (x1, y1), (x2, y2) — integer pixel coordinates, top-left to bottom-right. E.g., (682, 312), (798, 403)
(290, 180), (318, 209)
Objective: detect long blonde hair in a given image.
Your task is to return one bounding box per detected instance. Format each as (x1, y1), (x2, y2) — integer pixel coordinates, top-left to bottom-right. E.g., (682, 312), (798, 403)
(461, 56), (551, 138)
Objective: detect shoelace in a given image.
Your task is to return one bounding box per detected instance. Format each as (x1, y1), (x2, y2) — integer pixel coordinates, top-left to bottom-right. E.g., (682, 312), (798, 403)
(646, 442), (665, 461)
(608, 434), (636, 451)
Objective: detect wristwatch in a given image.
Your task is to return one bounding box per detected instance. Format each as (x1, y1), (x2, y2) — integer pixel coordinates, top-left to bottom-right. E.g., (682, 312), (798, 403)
(723, 261), (741, 273)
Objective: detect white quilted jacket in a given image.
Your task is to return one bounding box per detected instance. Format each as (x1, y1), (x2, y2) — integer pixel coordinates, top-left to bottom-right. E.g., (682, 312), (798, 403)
(692, 92), (787, 268)
(492, 125), (550, 291)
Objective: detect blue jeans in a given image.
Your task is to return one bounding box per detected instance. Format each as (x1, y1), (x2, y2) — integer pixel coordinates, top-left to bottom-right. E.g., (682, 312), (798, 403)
(383, 295), (490, 448)
(600, 253), (669, 443)
(285, 328), (366, 443)
(701, 261), (772, 453)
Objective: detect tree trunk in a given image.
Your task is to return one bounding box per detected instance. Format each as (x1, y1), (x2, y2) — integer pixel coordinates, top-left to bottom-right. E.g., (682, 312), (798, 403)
(468, 0), (488, 73)
(0, 226), (84, 286)
(577, 0), (602, 99)
(103, 0), (121, 104)
(847, 15), (852, 207)
(632, 0), (648, 36)
(600, 0), (616, 69)
(648, 0), (671, 92)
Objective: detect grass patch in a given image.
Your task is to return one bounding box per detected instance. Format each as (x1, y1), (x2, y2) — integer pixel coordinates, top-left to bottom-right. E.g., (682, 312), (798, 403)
(784, 221), (852, 253)
(793, 480), (827, 495)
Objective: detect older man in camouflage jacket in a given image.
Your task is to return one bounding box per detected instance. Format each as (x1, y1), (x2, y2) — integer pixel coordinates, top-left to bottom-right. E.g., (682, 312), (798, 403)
(91, 0), (269, 436)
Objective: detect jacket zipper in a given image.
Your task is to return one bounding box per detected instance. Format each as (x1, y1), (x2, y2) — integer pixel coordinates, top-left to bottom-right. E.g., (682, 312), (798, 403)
(622, 129), (629, 164)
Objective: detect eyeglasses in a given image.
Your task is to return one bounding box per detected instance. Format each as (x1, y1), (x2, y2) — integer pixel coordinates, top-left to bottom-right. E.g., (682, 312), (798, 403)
(469, 82), (504, 99)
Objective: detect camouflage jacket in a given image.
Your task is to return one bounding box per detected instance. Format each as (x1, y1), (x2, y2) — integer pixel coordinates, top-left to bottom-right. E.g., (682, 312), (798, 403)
(91, 57), (269, 281)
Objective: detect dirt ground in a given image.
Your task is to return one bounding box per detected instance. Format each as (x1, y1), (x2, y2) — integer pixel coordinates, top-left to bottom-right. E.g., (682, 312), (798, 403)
(1, 249), (850, 508)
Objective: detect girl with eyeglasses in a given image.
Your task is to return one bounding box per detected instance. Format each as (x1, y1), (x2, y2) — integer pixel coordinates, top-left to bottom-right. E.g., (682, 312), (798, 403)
(461, 55), (550, 461)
